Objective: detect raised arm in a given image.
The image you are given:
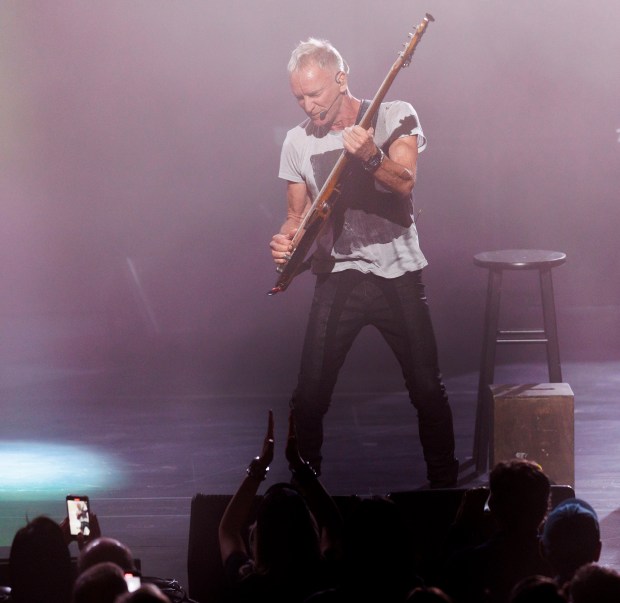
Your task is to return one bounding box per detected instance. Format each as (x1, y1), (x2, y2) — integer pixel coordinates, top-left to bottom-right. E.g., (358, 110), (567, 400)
(286, 411), (343, 558)
(218, 410), (274, 564)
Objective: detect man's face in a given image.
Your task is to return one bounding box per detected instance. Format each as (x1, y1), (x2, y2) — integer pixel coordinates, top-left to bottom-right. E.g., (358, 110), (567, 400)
(290, 62), (342, 124)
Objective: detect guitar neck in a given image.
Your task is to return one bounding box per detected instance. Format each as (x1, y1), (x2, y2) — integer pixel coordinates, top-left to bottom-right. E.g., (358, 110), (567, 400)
(359, 14), (433, 130)
(290, 151), (349, 247)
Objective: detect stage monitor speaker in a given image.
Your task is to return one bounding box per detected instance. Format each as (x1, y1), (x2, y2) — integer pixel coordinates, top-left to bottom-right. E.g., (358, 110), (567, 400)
(187, 494), (229, 603)
(490, 383), (574, 486)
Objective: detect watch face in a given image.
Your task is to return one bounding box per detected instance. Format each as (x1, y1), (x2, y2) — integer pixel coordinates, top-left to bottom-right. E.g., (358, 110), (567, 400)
(364, 149), (384, 173)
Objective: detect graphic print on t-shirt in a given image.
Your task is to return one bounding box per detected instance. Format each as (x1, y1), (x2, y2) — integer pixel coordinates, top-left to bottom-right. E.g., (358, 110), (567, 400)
(309, 144), (413, 257)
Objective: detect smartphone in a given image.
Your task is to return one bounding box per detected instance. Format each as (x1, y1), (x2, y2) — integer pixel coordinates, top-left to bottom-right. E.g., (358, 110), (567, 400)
(124, 573), (141, 592)
(66, 495), (91, 538)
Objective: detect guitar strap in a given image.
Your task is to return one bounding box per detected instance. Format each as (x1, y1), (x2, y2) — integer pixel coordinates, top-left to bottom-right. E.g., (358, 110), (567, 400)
(356, 99), (379, 130)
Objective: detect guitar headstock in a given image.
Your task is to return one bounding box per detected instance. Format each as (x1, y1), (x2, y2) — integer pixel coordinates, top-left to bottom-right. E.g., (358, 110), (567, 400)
(399, 13), (435, 68)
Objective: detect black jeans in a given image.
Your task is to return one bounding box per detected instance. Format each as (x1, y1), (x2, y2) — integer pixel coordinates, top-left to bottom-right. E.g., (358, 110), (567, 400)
(290, 269), (458, 486)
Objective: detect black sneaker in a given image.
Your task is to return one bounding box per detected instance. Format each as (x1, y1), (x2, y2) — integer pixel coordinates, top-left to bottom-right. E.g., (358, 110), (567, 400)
(428, 459), (459, 489)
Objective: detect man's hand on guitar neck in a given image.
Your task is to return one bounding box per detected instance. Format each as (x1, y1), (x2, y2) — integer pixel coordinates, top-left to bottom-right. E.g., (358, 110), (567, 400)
(342, 125), (379, 163)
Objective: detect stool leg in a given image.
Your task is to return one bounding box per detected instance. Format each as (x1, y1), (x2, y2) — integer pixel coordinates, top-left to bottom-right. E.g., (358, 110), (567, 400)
(473, 268), (502, 473)
(540, 268), (562, 382)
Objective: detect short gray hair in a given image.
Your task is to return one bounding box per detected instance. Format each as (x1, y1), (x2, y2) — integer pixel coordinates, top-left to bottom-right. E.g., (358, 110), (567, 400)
(287, 37), (348, 74)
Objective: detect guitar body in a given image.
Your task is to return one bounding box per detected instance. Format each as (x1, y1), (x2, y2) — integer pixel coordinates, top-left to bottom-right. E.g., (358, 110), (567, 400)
(270, 215), (326, 294)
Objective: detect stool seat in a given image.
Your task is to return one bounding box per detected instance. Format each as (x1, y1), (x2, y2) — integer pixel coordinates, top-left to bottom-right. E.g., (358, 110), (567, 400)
(474, 249), (567, 270)
(471, 248), (566, 473)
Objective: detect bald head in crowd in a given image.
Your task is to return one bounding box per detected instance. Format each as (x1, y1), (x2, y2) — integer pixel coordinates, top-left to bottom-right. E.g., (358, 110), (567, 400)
(78, 536), (137, 575)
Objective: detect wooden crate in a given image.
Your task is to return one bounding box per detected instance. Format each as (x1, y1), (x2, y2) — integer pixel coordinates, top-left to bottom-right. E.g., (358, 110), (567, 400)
(490, 383), (574, 486)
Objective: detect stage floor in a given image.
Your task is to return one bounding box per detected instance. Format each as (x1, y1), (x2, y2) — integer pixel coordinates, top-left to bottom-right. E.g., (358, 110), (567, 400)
(1, 356), (620, 589)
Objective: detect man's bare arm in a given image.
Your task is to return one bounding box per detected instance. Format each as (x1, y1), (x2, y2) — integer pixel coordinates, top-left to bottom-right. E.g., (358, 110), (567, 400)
(269, 181), (311, 265)
(281, 181), (311, 234)
(343, 128), (419, 197)
(379, 135), (418, 195)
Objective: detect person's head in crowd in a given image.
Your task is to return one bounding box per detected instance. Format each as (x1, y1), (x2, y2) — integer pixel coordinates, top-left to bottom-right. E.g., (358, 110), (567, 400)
(9, 515), (73, 603)
(115, 584), (169, 603)
(540, 498), (602, 584)
(407, 586), (454, 602)
(77, 536), (138, 576)
(488, 459), (551, 532)
(508, 575), (566, 603)
(251, 482), (320, 573)
(568, 562), (620, 603)
(72, 561), (128, 603)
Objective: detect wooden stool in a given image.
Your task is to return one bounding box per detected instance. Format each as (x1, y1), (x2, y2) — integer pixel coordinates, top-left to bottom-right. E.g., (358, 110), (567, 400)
(472, 249), (567, 472)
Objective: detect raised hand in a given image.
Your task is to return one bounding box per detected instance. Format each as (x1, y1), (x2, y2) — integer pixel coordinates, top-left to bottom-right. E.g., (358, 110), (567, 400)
(245, 409), (274, 482)
(259, 409), (275, 468)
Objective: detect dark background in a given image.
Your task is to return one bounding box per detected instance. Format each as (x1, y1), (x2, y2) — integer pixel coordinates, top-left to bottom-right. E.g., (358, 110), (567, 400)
(1, 0), (618, 395)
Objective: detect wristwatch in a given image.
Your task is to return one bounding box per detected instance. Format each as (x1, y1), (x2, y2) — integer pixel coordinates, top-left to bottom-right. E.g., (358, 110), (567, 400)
(290, 461), (318, 482)
(362, 147), (385, 173)
(246, 457), (269, 481)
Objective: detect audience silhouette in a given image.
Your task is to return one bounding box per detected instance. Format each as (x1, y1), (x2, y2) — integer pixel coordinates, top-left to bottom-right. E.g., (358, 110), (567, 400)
(539, 497), (602, 588)
(1, 511), (186, 603)
(8, 515), (73, 603)
(218, 410), (342, 603)
(72, 561), (128, 603)
(78, 536), (139, 576)
(507, 575), (566, 603)
(1, 446), (618, 603)
(567, 562), (620, 603)
(441, 459), (553, 603)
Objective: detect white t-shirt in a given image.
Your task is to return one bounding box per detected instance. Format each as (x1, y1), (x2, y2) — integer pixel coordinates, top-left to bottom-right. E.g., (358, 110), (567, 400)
(279, 100), (428, 278)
